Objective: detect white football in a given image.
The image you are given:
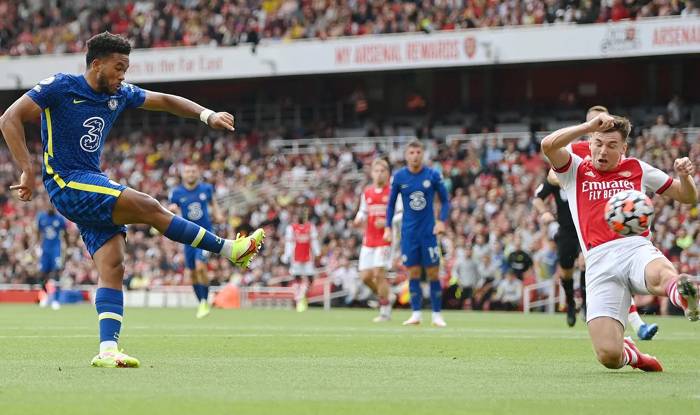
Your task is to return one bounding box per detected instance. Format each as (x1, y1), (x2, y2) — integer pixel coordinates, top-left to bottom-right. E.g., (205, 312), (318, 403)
(604, 190), (655, 236)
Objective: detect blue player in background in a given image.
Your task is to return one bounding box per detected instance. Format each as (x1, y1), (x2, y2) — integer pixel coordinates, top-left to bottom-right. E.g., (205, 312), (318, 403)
(37, 204), (67, 310)
(0, 32), (265, 368)
(385, 139), (450, 327)
(169, 163), (224, 319)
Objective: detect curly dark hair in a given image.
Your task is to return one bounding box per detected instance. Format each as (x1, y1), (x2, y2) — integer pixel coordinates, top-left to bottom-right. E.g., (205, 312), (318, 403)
(85, 32), (131, 66)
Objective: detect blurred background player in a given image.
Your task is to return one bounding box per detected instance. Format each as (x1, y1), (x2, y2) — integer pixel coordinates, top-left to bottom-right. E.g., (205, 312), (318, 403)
(36, 203), (67, 310)
(283, 203), (320, 312)
(534, 176), (579, 326)
(169, 163), (224, 319)
(538, 105), (659, 339)
(542, 112), (698, 372)
(385, 139), (450, 327)
(353, 158), (402, 322)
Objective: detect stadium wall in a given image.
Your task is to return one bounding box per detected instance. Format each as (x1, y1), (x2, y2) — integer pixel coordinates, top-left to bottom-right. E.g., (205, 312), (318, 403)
(0, 16), (697, 90)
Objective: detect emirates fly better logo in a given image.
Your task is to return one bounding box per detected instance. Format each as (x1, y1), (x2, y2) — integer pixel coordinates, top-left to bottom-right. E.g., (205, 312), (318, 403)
(581, 179), (635, 201)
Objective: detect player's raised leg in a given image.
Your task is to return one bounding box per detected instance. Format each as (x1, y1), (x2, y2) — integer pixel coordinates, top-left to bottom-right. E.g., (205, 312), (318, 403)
(90, 234), (139, 368)
(112, 188), (264, 268)
(644, 257), (699, 321)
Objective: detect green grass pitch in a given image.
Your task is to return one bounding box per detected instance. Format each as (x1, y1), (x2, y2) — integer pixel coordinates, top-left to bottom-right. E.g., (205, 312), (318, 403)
(1, 305), (698, 415)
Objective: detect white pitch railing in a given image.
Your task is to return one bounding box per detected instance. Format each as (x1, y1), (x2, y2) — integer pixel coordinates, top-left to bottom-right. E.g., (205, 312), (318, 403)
(0, 283), (345, 311)
(268, 127), (700, 157)
(522, 279), (560, 314)
(269, 135), (416, 155)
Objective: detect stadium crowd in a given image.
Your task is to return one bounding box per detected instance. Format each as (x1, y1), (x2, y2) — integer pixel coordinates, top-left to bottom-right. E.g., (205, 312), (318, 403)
(0, 0), (698, 56)
(1, 113), (698, 312)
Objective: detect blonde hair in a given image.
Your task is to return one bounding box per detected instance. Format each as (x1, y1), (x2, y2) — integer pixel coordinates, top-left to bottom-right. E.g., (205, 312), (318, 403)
(406, 139), (424, 150)
(371, 158), (389, 170)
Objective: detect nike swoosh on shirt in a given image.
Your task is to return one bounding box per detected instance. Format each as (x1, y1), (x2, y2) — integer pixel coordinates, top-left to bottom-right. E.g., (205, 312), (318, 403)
(73, 99), (86, 104)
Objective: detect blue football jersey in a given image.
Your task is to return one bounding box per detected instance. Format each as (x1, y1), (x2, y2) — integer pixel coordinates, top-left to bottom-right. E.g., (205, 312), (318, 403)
(25, 73), (146, 197)
(387, 166), (449, 235)
(169, 183), (215, 229)
(37, 212), (66, 253)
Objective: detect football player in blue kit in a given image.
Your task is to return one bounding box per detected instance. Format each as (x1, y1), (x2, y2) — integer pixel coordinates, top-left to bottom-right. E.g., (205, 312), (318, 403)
(37, 204), (67, 310)
(0, 32), (264, 368)
(169, 163), (224, 319)
(385, 139), (450, 327)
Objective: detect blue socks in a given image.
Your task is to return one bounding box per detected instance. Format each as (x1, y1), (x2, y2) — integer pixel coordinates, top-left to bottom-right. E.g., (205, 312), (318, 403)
(95, 287), (123, 348)
(408, 279), (442, 312)
(430, 280), (442, 312)
(164, 216), (225, 254)
(409, 279), (422, 311)
(193, 284), (209, 302)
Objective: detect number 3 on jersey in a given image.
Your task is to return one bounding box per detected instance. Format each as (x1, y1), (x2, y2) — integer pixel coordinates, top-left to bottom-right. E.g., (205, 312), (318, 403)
(187, 202), (204, 221)
(80, 117), (105, 152)
(409, 191), (427, 211)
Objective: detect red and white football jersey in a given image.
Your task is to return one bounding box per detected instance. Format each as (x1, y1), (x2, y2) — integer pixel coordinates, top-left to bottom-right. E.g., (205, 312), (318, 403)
(356, 185), (403, 248)
(568, 141), (591, 159)
(554, 153), (673, 256)
(284, 223), (319, 263)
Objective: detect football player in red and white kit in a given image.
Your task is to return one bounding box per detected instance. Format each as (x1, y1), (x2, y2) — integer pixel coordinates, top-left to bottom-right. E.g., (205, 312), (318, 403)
(541, 106), (660, 339)
(353, 159), (402, 322)
(542, 112), (699, 372)
(283, 206), (320, 312)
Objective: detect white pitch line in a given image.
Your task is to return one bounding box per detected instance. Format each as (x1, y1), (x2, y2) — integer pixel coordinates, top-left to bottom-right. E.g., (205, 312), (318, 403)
(1, 332), (698, 340)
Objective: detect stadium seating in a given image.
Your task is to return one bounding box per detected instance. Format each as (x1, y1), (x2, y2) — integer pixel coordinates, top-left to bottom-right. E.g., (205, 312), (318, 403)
(1, 119), (698, 313)
(0, 0), (695, 56)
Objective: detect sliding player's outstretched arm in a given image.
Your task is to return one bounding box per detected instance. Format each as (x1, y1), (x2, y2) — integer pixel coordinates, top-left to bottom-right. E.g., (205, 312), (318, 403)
(660, 158), (698, 204)
(0, 95), (42, 201)
(140, 91), (235, 131)
(541, 112), (616, 169)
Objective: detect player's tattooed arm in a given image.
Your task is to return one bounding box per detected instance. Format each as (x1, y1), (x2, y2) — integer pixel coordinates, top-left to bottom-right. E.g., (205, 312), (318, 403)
(0, 95), (42, 201)
(541, 113), (615, 170)
(140, 90), (234, 131)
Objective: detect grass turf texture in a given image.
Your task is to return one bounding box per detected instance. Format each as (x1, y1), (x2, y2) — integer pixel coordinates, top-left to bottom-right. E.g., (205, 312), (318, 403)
(1, 305), (698, 415)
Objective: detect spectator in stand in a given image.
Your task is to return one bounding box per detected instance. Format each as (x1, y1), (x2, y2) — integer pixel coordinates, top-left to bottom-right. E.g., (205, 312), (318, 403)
(667, 95), (684, 126)
(650, 114), (672, 141)
(0, 114), (698, 321)
(507, 235), (533, 280)
(446, 244), (479, 309)
(0, 0), (694, 57)
(492, 270), (524, 311)
(473, 253), (501, 310)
